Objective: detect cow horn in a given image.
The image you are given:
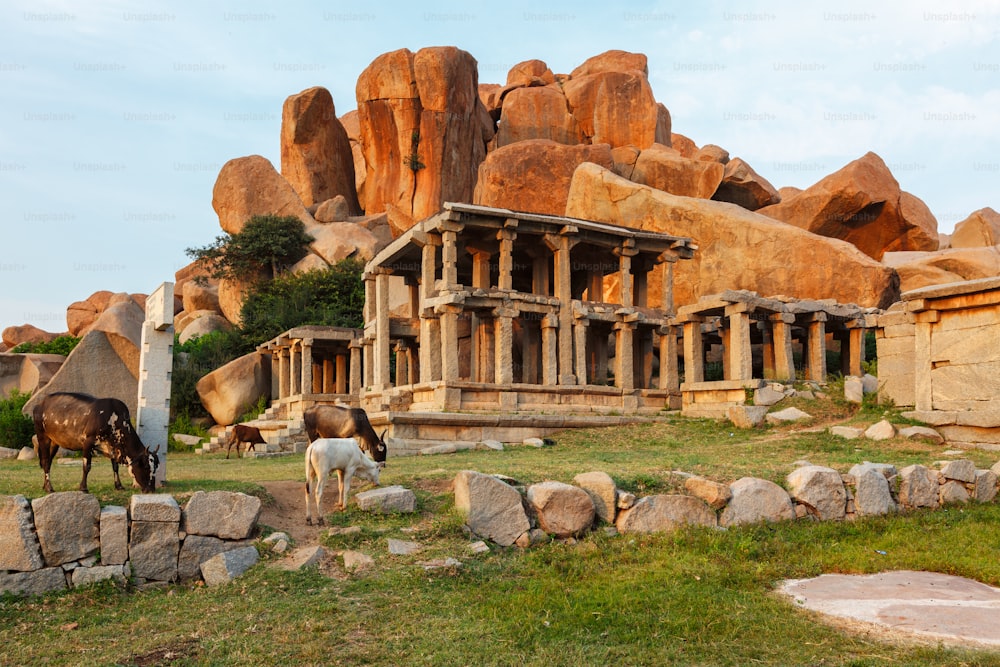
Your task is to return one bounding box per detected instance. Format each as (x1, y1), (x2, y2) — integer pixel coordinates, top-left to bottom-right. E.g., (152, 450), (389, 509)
(379, 429), (387, 442)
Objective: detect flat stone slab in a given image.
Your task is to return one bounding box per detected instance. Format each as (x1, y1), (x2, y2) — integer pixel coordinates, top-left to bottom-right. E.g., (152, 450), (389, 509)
(779, 570), (1000, 647)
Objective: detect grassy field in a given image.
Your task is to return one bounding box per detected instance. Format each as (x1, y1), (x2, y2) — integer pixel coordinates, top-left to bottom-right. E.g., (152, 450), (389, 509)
(3, 394), (1000, 666)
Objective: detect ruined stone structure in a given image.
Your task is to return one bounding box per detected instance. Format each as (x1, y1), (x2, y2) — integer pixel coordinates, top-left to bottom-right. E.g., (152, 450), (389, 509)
(357, 202), (695, 419)
(878, 276), (1000, 447)
(675, 290), (880, 418)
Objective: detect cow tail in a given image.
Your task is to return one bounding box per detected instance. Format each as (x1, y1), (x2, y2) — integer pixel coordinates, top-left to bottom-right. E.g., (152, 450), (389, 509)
(304, 443), (313, 495)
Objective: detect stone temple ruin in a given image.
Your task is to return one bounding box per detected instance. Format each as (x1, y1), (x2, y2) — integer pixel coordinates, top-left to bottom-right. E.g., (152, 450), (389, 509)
(252, 202), (881, 454)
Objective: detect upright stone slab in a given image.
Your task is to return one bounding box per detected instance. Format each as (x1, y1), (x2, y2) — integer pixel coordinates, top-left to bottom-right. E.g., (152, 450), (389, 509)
(852, 465), (897, 516)
(178, 535), (251, 581)
(898, 464), (939, 509)
(0, 495), (44, 572)
(200, 545), (259, 587)
(136, 281), (174, 487)
(975, 470), (998, 503)
(454, 470), (530, 547)
(786, 466), (846, 520)
(99, 505), (129, 566)
(573, 471), (618, 523)
(183, 491), (261, 540)
(129, 494), (180, 582)
(31, 492), (100, 566)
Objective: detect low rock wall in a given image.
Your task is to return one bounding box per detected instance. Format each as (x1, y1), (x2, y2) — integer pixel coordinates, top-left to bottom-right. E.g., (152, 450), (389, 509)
(455, 457), (1000, 547)
(0, 490), (261, 597)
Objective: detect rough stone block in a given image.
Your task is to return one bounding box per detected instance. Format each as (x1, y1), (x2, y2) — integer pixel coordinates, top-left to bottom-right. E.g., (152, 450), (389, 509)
(200, 545), (259, 586)
(130, 494), (181, 523)
(31, 492), (100, 567)
(719, 477), (795, 527)
(786, 466), (846, 520)
(727, 405), (769, 428)
(616, 494), (716, 533)
(99, 506), (129, 566)
(0, 495), (44, 572)
(178, 535), (251, 581)
(71, 565), (128, 588)
(573, 471), (618, 523)
(183, 491), (261, 540)
(0, 567), (67, 597)
(527, 481), (595, 538)
(129, 520), (179, 582)
(454, 470), (530, 547)
(355, 485), (417, 513)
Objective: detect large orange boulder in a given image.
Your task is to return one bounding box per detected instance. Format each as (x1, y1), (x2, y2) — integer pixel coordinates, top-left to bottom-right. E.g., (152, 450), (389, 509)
(570, 50), (648, 78)
(565, 162), (899, 308)
(563, 69), (659, 149)
(630, 143), (725, 199)
(338, 110), (367, 211)
(950, 207), (1000, 248)
(757, 152), (938, 260)
(2, 324), (61, 350)
(882, 247), (1000, 292)
(280, 86), (360, 213)
(495, 86), (584, 148)
(712, 157), (781, 210)
(211, 155), (314, 234)
(356, 47), (493, 229)
(473, 139), (614, 216)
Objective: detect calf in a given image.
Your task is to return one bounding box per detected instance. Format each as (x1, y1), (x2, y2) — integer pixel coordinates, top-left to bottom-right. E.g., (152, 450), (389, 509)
(304, 437), (381, 525)
(226, 424), (266, 459)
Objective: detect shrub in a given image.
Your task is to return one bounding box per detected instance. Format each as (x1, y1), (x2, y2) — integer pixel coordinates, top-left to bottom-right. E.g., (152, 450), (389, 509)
(0, 390), (35, 449)
(185, 214), (314, 283)
(11, 335), (81, 356)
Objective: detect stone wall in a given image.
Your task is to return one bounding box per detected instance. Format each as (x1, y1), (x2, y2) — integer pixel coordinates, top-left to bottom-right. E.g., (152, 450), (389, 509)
(455, 457), (1000, 547)
(0, 491), (261, 597)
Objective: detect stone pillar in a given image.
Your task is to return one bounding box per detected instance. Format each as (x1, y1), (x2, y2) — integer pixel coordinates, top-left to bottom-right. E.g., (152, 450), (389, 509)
(497, 224), (517, 291)
(660, 258), (675, 315)
(301, 337), (314, 395)
(914, 311), (937, 411)
(494, 307), (516, 385)
(770, 313), (796, 381)
(616, 243), (637, 307)
(633, 259), (649, 308)
(636, 328), (654, 389)
(420, 316), (442, 382)
(349, 340), (363, 395)
(470, 249), (492, 290)
(136, 281), (173, 487)
(521, 318), (540, 384)
(278, 348), (290, 399)
(806, 313), (828, 382)
(440, 227), (460, 290)
(587, 271), (603, 303)
(761, 322), (775, 380)
(290, 342), (301, 396)
(335, 354), (348, 394)
(394, 340), (409, 387)
(844, 323), (866, 377)
(614, 321), (635, 390)
(682, 318), (705, 383)
(592, 325), (609, 385)
(541, 313), (558, 386)
(476, 314), (495, 383)
(658, 325), (679, 391)
(374, 270), (392, 389)
(322, 358), (334, 393)
(573, 317), (589, 385)
(549, 230), (577, 384)
(438, 305), (461, 382)
(725, 305), (753, 381)
(532, 255), (550, 296)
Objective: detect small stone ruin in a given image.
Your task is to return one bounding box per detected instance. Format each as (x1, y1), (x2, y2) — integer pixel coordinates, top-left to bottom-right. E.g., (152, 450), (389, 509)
(0, 490), (261, 597)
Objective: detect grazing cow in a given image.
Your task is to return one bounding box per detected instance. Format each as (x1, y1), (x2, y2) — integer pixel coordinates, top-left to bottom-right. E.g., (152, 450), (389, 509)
(32, 392), (158, 494)
(303, 405), (387, 466)
(226, 424), (266, 459)
(304, 437), (380, 525)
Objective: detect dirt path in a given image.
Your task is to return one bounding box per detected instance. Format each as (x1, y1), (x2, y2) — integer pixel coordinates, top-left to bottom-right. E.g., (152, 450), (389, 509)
(259, 480), (323, 547)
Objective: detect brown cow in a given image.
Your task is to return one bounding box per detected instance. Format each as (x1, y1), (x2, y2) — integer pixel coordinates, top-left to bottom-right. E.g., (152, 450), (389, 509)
(32, 392), (158, 494)
(226, 424), (267, 459)
(303, 405), (387, 466)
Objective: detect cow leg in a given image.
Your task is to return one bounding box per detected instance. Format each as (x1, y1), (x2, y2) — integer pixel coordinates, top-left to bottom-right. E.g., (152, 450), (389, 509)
(80, 451), (92, 494)
(314, 473), (327, 525)
(336, 469), (346, 511)
(36, 433), (56, 494)
(110, 458), (125, 491)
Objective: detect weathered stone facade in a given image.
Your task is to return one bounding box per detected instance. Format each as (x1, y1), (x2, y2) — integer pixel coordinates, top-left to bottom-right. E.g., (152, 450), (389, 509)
(877, 276), (1000, 447)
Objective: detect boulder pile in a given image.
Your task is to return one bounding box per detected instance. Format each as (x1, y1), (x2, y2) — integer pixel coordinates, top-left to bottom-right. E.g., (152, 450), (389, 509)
(455, 456), (1000, 548)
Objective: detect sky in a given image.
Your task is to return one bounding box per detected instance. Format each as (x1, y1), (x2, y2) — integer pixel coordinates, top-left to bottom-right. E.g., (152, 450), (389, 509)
(2, 0), (998, 334)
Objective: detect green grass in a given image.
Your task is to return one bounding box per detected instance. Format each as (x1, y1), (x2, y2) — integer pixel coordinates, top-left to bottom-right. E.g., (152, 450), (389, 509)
(3, 406), (1000, 666)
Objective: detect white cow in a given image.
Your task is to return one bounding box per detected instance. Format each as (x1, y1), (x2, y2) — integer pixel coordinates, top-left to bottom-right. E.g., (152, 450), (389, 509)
(304, 437), (381, 525)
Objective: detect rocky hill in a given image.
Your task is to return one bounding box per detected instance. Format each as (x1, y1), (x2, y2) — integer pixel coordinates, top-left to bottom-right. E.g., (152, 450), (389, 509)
(3, 47), (998, 351)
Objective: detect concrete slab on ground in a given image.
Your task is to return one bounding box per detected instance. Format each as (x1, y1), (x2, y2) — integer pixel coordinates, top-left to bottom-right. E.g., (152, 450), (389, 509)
(779, 570), (1000, 648)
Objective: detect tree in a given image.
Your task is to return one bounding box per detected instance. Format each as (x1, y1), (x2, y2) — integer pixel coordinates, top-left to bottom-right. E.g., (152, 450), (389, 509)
(185, 214), (314, 283)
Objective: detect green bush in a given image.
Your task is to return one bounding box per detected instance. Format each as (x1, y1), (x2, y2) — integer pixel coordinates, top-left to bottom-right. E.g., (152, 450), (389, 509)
(11, 335), (81, 356)
(0, 390), (35, 449)
(170, 329), (250, 420)
(185, 214), (314, 283)
(238, 259), (365, 344)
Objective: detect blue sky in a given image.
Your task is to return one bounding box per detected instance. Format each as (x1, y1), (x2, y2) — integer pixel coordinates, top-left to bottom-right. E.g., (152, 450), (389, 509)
(2, 0), (998, 333)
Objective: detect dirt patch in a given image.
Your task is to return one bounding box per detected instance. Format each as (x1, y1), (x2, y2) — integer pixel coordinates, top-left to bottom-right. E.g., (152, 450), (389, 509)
(259, 480), (323, 547)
